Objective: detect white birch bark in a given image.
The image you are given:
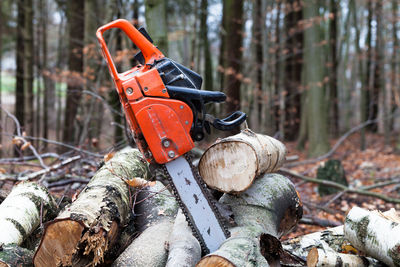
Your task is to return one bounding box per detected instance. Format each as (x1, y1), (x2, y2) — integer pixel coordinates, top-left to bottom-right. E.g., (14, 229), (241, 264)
(0, 182), (56, 245)
(344, 207), (400, 267)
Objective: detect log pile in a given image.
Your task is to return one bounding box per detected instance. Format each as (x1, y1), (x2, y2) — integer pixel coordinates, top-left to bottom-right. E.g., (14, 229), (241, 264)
(283, 208), (400, 267)
(1, 131), (397, 266)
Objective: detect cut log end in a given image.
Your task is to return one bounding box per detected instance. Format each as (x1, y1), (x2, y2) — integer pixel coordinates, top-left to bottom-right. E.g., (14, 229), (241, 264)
(199, 142), (258, 193)
(199, 130), (286, 193)
(196, 255), (235, 267)
(34, 219), (85, 267)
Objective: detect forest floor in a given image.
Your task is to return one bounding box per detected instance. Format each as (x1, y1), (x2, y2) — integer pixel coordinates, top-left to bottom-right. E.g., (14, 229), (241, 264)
(284, 132), (400, 239)
(1, 132), (400, 241)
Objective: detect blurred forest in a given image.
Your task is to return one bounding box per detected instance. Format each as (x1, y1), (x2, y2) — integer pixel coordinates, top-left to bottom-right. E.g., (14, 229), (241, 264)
(0, 0), (399, 158)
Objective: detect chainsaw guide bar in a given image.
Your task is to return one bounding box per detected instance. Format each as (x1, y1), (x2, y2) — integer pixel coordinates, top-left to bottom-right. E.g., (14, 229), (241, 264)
(163, 154), (230, 254)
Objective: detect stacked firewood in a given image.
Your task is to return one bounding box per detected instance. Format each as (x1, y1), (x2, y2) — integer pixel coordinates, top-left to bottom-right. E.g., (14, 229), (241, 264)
(0, 130), (397, 266)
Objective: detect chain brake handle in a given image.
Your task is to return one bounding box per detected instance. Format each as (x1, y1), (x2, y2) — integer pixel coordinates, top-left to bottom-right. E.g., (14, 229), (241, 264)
(96, 19), (164, 88)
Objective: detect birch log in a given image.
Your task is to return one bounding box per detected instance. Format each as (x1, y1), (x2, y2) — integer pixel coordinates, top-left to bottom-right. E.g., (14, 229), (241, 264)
(0, 182), (56, 245)
(197, 173), (302, 267)
(344, 207), (400, 267)
(33, 148), (150, 267)
(112, 182), (178, 267)
(199, 129), (286, 193)
(166, 210), (201, 267)
(307, 247), (376, 267)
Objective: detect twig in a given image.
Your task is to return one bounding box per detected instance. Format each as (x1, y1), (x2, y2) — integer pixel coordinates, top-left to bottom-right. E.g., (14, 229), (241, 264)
(0, 153), (60, 163)
(300, 215), (341, 227)
(47, 177), (89, 188)
(15, 135), (103, 158)
(1, 106), (49, 169)
(280, 168), (400, 204)
(12, 155), (82, 181)
(323, 191), (345, 208)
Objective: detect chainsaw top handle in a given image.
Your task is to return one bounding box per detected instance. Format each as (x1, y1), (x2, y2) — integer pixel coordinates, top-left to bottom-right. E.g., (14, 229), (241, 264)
(96, 19), (164, 82)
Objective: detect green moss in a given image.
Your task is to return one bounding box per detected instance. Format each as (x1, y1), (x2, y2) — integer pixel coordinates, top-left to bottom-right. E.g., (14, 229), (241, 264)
(317, 159), (348, 196)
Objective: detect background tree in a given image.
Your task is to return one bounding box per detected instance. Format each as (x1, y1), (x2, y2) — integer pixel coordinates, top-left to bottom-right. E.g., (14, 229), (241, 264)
(62, 0), (85, 146)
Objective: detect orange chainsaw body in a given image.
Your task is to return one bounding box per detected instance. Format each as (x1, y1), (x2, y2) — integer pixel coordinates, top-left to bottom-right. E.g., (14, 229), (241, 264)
(96, 19), (194, 164)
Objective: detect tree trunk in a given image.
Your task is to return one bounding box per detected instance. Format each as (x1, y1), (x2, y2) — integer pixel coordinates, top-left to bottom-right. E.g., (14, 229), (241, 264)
(144, 0), (168, 54)
(197, 173), (303, 266)
(249, 0), (263, 132)
(199, 129), (286, 193)
(62, 0), (85, 147)
(113, 182), (179, 267)
(283, 0), (303, 141)
(344, 207), (400, 267)
(328, 0), (338, 136)
(41, 0), (54, 148)
(223, 0), (243, 135)
(34, 148), (150, 267)
(24, 0), (34, 137)
(200, 0), (213, 91)
(303, 0), (330, 157)
(375, 0), (389, 145)
(16, 0), (25, 132)
(0, 182), (56, 245)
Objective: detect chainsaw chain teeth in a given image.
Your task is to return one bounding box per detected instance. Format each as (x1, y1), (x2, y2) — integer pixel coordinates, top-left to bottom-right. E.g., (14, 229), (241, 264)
(161, 153), (230, 255)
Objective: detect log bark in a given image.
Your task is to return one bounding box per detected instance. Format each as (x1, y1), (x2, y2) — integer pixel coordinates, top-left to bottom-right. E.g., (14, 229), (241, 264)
(307, 247), (376, 267)
(112, 182), (178, 267)
(197, 173), (302, 266)
(0, 182), (56, 246)
(282, 225), (346, 260)
(344, 207), (400, 267)
(166, 210), (201, 267)
(0, 244), (34, 267)
(199, 129), (287, 193)
(34, 148), (150, 267)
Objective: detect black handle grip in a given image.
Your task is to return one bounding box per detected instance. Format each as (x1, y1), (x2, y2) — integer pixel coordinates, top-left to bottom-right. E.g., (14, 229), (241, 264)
(211, 111), (247, 131)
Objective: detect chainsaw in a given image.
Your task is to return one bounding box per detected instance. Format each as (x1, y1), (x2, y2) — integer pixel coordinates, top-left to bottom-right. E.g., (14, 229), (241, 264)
(96, 19), (246, 253)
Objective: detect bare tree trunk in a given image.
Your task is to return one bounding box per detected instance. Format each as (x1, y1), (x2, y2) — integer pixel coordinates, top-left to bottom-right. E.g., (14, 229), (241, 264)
(62, 0), (85, 147)
(283, 0), (302, 141)
(24, 0), (34, 137)
(144, 0), (168, 54)
(375, 0), (389, 145)
(16, 0), (25, 134)
(250, 0), (263, 132)
(303, 0), (329, 157)
(223, 0), (243, 135)
(200, 0), (213, 91)
(41, 0), (54, 148)
(329, 0), (339, 136)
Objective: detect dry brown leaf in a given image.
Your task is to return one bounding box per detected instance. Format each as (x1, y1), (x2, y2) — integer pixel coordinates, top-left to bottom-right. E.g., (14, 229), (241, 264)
(21, 142), (31, 151)
(104, 151), (115, 162)
(125, 177), (156, 188)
